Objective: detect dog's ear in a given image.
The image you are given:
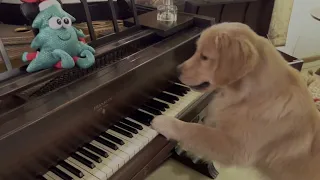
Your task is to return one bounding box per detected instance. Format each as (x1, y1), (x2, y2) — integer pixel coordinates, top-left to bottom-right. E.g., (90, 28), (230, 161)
(213, 33), (258, 86)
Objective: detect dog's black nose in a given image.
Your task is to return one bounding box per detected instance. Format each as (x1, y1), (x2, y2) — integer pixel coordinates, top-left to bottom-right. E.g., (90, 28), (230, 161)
(176, 66), (182, 77)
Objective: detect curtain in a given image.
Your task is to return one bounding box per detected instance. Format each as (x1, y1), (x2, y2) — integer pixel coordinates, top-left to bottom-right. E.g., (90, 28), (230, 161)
(268, 0), (294, 47)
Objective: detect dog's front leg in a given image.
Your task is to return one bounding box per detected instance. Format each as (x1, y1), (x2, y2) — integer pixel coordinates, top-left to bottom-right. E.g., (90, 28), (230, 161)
(152, 115), (243, 165)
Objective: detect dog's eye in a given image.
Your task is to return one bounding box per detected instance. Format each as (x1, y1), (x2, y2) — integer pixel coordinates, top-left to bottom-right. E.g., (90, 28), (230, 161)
(200, 53), (208, 61)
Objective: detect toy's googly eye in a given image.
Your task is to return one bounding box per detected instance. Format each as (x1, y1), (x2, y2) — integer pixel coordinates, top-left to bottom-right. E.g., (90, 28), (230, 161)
(49, 17), (62, 29)
(62, 17), (72, 28)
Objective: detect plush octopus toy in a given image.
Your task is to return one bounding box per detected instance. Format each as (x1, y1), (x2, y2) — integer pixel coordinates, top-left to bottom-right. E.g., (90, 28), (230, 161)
(22, 0), (95, 72)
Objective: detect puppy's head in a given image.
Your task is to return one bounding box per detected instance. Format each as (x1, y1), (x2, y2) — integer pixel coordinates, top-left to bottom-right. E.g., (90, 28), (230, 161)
(177, 22), (259, 92)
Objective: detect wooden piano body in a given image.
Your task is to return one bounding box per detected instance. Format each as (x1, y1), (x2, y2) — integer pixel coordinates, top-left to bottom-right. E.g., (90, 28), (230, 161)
(0, 1), (303, 180)
(0, 1), (216, 179)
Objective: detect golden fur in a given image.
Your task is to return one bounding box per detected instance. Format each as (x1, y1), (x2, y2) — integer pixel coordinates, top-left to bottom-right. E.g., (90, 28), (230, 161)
(151, 22), (320, 180)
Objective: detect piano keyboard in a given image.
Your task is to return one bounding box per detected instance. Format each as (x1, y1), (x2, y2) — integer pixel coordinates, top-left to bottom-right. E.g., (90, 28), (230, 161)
(40, 82), (204, 180)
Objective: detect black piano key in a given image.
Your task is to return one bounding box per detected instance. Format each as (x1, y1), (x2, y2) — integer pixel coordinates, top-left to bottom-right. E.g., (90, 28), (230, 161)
(95, 136), (119, 150)
(116, 122), (138, 134)
(84, 143), (109, 158)
(50, 167), (73, 180)
(132, 110), (154, 121)
(165, 84), (187, 96)
(153, 99), (169, 108)
(171, 85), (188, 94)
(156, 97), (175, 104)
(71, 153), (95, 169)
(165, 87), (185, 96)
(160, 92), (179, 101)
(156, 92), (178, 104)
(59, 161), (84, 178)
(37, 176), (47, 180)
(127, 111), (151, 126)
(129, 118), (150, 126)
(172, 84), (188, 94)
(78, 148), (102, 163)
(144, 103), (165, 112)
(101, 132), (125, 145)
(172, 82), (191, 91)
(140, 105), (162, 115)
(121, 119), (143, 130)
(110, 126), (133, 138)
(145, 99), (168, 111)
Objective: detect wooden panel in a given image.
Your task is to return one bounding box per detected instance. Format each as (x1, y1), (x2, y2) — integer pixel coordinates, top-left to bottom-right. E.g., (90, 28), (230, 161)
(220, 3), (248, 23)
(255, 0), (275, 36)
(198, 5), (223, 22)
(244, 1), (261, 33)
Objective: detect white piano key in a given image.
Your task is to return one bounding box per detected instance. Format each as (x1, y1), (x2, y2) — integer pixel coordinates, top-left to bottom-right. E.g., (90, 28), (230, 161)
(120, 141), (139, 155)
(83, 146), (116, 177)
(100, 135), (136, 158)
(113, 125), (149, 145)
(162, 91), (203, 117)
(163, 91), (181, 98)
(91, 141), (126, 166)
(43, 173), (55, 180)
(76, 151), (113, 179)
(106, 134), (143, 154)
(66, 157), (102, 180)
(124, 117), (156, 134)
(173, 82), (189, 87)
(132, 132), (149, 145)
(135, 129), (155, 142)
(92, 140), (129, 162)
(154, 98), (178, 111)
(122, 119), (150, 134)
(88, 142), (122, 169)
(125, 117), (158, 138)
(120, 122), (154, 142)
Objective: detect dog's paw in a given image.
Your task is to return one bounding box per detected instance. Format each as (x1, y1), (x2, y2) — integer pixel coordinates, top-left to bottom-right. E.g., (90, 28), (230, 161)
(151, 115), (179, 140)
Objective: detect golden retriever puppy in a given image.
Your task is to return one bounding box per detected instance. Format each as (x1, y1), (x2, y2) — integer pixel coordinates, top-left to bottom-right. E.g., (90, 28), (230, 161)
(151, 22), (320, 180)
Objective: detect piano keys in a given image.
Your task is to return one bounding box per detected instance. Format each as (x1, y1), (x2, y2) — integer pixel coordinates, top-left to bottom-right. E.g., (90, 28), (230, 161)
(40, 83), (206, 180)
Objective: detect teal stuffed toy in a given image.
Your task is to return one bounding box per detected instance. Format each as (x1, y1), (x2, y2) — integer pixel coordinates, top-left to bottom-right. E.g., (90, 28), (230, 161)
(22, 0), (95, 73)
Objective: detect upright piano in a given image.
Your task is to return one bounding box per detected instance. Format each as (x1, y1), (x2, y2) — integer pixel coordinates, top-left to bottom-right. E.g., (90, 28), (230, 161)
(0, 0), (304, 180)
(0, 0), (215, 179)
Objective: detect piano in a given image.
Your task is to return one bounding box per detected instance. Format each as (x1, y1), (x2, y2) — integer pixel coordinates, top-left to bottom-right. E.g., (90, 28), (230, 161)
(0, 0), (216, 179)
(0, 0), (304, 180)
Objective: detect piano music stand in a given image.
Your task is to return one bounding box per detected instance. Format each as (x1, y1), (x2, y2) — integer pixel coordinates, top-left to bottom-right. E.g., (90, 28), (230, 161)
(79, 0), (141, 47)
(80, 0), (140, 36)
(124, 11), (198, 37)
(79, 0), (97, 41)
